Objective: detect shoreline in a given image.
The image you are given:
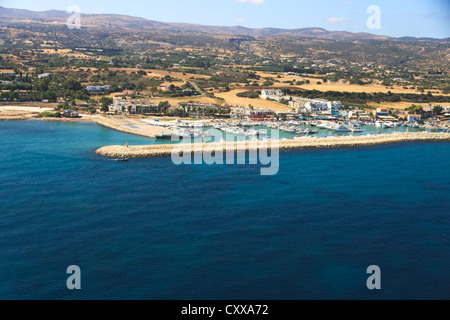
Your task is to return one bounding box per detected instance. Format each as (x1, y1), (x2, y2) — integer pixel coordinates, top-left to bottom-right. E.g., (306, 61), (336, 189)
(1, 115), (173, 138)
(96, 132), (450, 158)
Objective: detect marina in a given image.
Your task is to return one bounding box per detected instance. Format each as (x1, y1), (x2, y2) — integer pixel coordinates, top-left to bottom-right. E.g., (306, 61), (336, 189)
(147, 118), (448, 142)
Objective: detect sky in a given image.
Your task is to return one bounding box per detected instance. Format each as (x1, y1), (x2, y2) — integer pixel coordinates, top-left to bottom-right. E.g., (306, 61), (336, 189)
(1, 0), (449, 38)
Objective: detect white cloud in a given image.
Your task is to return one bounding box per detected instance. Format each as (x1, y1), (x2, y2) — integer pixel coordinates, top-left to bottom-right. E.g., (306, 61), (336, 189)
(236, 0), (265, 4)
(326, 16), (349, 24)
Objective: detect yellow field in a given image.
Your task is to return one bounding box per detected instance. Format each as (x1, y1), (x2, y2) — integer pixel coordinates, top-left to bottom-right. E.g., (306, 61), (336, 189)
(41, 48), (93, 59)
(109, 68), (210, 81)
(144, 96), (218, 105)
(254, 71), (449, 95)
(368, 101), (450, 110)
(216, 90), (293, 111)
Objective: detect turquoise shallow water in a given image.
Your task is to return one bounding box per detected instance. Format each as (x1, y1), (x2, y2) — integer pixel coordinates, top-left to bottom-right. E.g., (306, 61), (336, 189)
(0, 120), (449, 300)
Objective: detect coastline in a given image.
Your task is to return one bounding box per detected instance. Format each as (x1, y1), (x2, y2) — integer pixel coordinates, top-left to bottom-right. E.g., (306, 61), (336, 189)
(96, 132), (450, 158)
(0, 114), (173, 138)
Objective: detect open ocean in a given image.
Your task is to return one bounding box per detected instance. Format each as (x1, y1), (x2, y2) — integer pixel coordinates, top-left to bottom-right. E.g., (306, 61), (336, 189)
(0, 120), (449, 300)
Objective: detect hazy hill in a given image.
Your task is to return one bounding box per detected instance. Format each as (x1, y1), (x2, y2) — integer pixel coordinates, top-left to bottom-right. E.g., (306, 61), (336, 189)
(1, 6), (447, 42)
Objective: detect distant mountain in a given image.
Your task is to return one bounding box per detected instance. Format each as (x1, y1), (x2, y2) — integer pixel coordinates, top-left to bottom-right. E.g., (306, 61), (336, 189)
(0, 6), (69, 19)
(0, 6), (447, 42)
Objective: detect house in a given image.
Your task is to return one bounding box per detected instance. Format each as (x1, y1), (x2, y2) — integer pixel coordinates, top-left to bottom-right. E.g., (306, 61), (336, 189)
(86, 85), (111, 92)
(348, 109), (368, 120)
(327, 101), (343, 110)
(432, 115), (445, 121)
(261, 89), (283, 101)
(359, 114), (373, 121)
(375, 108), (389, 117)
(378, 115), (399, 122)
(408, 114), (422, 123)
(62, 110), (80, 118)
(38, 73), (51, 79)
(305, 101), (328, 112)
(0, 69), (16, 76)
(422, 107), (433, 117)
(112, 99), (129, 113)
(76, 101), (89, 107)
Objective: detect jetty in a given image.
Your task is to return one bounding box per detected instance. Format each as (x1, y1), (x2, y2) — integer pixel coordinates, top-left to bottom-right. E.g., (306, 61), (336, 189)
(96, 132), (450, 158)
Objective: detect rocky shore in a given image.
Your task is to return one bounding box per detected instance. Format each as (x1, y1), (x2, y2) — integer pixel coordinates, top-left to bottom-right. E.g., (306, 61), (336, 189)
(96, 132), (450, 158)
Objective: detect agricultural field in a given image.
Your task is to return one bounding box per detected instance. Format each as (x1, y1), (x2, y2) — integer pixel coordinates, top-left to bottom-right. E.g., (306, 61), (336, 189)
(367, 101), (450, 110)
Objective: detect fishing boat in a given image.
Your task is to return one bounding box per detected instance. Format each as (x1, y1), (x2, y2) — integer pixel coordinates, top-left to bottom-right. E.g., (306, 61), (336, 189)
(115, 157), (129, 162)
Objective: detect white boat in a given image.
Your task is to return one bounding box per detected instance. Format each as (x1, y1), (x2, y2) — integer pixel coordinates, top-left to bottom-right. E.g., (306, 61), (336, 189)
(245, 130), (258, 136)
(334, 125), (350, 132)
(316, 122), (330, 129)
(349, 126), (363, 133)
(303, 129), (318, 134)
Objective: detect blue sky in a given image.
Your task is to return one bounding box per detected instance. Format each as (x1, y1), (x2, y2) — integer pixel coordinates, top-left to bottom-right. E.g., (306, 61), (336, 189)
(1, 0), (449, 38)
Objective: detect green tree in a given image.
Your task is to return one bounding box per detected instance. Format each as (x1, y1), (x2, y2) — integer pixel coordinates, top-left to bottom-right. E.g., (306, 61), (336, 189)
(99, 97), (113, 112)
(87, 106), (97, 114)
(433, 105), (443, 115)
(158, 101), (170, 113)
(64, 77), (82, 91)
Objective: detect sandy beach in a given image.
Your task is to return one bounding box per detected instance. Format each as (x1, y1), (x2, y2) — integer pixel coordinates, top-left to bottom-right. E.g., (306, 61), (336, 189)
(96, 132), (450, 158)
(0, 105), (53, 121)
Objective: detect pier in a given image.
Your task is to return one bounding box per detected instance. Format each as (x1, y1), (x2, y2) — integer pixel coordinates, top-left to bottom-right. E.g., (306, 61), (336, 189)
(96, 132), (450, 158)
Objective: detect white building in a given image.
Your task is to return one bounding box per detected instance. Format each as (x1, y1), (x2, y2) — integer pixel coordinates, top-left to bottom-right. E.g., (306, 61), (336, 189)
(261, 89), (284, 101)
(408, 114), (422, 123)
(86, 85), (111, 92)
(305, 101), (328, 112)
(327, 101), (343, 110)
(0, 69), (16, 76)
(111, 99), (129, 113)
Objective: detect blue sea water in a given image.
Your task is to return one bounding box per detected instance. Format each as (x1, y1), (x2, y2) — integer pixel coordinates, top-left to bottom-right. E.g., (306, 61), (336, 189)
(0, 120), (449, 300)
